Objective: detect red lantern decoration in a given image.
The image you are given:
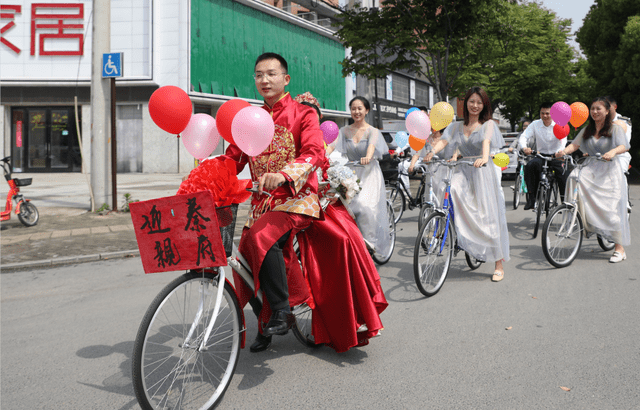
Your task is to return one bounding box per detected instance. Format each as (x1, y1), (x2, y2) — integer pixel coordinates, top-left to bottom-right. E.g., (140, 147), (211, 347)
(216, 99), (251, 144)
(553, 123), (570, 140)
(148, 86), (192, 134)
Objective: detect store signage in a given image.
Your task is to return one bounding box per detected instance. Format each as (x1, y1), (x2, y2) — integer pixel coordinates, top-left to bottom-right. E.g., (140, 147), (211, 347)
(16, 120), (23, 147)
(1, 3), (84, 56)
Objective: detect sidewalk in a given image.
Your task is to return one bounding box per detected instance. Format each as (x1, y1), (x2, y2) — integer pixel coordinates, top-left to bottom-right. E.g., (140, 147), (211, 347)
(0, 173), (249, 271)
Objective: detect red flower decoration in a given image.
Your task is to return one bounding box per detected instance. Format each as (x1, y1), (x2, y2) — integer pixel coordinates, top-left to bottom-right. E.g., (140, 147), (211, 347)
(177, 159), (252, 207)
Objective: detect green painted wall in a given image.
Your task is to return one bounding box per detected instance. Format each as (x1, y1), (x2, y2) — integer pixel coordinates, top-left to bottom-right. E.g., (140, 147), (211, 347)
(191, 0), (346, 111)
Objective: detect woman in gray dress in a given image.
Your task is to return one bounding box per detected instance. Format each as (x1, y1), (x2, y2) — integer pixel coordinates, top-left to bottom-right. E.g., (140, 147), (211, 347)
(556, 97), (630, 263)
(327, 96), (392, 257)
(426, 87), (509, 282)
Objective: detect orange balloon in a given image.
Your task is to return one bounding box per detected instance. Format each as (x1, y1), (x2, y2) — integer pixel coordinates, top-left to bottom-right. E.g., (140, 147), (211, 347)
(569, 102), (589, 128)
(409, 134), (426, 151)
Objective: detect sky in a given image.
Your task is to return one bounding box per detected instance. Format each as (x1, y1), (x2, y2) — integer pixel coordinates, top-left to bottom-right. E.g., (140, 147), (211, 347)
(538, 0), (597, 54)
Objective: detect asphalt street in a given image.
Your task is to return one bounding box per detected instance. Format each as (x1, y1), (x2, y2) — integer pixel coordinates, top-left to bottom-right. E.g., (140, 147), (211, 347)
(2, 186), (639, 409)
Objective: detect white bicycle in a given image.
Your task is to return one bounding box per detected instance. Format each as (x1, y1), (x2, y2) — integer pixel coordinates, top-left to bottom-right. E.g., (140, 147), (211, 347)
(131, 187), (320, 410)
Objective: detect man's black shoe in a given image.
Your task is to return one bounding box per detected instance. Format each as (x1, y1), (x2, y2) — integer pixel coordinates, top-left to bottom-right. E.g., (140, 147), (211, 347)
(523, 199), (535, 210)
(249, 332), (272, 353)
(262, 309), (295, 337)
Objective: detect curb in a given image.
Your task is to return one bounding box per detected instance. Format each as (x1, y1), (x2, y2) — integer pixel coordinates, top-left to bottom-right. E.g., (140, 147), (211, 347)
(0, 250), (140, 272)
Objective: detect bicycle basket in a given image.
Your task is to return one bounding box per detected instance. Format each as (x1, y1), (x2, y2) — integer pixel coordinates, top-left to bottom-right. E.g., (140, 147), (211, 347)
(14, 178), (32, 187)
(379, 157), (400, 183)
(216, 204), (238, 257)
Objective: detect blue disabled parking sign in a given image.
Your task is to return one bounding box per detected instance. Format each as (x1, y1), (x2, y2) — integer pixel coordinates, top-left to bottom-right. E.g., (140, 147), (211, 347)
(102, 53), (123, 78)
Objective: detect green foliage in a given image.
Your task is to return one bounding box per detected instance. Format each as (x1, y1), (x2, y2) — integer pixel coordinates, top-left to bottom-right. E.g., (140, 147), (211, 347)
(453, 1), (577, 130)
(121, 193), (139, 213)
(577, 0), (640, 164)
(95, 203), (110, 213)
(334, 0), (504, 102)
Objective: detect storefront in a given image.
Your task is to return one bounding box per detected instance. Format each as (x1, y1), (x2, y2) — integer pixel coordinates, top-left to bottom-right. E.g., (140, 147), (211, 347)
(10, 106), (81, 172)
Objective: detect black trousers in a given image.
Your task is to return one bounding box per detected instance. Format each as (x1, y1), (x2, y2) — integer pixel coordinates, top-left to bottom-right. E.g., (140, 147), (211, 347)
(524, 157), (570, 201)
(258, 230), (292, 311)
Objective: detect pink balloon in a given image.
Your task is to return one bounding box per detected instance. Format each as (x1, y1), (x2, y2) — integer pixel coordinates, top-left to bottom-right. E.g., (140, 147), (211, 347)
(231, 106), (275, 156)
(405, 110), (431, 140)
(320, 121), (339, 144)
(550, 101), (572, 127)
(180, 114), (220, 160)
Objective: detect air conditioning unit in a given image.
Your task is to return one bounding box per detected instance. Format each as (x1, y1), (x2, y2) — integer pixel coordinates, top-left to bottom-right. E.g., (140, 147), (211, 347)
(297, 11), (317, 23)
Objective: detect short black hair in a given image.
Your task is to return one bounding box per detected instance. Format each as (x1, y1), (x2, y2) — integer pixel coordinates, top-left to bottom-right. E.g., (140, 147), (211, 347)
(349, 96), (370, 111)
(540, 102), (553, 110)
(418, 106), (429, 112)
(255, 52), (288, 73)
(300, 101), (321, 119)
(605, 95), (617, 105)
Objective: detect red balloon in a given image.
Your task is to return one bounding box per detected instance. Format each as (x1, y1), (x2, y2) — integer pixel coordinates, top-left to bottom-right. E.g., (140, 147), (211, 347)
(553, 123), (570, 140)
(148, 86), (192, 134)
(216, 99), (251, 144)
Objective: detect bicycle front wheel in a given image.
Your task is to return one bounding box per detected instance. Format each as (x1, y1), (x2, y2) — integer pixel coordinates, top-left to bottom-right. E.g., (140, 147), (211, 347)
(291, 302), (321, 347)
(132, 270), (241, 410)
(371, 201), (396, 265)
(542, 204), (583, 268)
(413, 212), (453, 297)
(387, 185), (405, 224)
(533, 185), (547, 239)
(513, 173), (522, 210)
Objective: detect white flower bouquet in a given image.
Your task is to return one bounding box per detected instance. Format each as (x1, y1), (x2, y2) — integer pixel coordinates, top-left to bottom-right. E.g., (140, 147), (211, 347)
(326, 163), (361, 204)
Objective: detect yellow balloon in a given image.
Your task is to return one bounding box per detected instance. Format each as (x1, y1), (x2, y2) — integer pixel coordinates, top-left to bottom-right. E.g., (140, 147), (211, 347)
(492, 153), (510, 168)
(430, 102), (455, 131)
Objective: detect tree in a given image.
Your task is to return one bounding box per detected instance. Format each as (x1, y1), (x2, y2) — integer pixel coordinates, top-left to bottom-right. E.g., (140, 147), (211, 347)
(334, 0), (505, 103)
(577, 0), (640, 164)
(451, 1), (576, 130)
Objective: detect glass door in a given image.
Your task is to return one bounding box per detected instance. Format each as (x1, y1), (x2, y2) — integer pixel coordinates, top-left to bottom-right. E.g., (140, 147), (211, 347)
(14, 107), (81, 172)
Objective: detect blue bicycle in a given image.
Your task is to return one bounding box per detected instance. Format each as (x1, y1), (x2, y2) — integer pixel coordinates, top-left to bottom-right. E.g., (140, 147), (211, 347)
(413, 158), (484, 297)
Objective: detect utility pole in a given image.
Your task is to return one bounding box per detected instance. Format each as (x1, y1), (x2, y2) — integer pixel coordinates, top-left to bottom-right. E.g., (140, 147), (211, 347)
(90, 0), (111, 211)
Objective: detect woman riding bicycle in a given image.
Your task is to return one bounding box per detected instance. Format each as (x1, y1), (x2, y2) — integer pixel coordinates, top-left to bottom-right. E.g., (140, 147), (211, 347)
(327, 96), (392, 256)
(425, 86), (510, 282)
(556, 97), (630, 263)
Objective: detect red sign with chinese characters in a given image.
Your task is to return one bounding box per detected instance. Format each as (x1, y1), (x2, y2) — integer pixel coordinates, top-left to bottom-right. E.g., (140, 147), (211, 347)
(130, 192), (228, 274)
(16, 120), (23, 147)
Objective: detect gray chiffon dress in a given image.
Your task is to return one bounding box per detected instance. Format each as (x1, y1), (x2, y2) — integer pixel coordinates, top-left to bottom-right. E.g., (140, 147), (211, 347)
(565, 124), (630, 245)
(334, 126), (393, 256)
(440, 121), (510, 262)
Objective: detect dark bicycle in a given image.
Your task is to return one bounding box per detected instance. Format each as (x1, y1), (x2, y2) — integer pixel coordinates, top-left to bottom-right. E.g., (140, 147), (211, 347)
(530, 152), (563, 239)
(384, 158), (437, 227)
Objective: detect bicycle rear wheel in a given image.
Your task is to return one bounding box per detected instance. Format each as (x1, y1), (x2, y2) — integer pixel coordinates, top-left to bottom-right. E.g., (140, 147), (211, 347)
(533, 185), (547, 239)
(413, 212), (453, 297)
(513, 173), (523, 210)
(418, 203), (434, 231)
(132, 270), (241, 410)
(597, 235), (615, 251)
(291, 302), (321, 347)
(542, 204), (583, 268)
(464, 252), (483, 270)
(371, 201), (396, 265)
(387, 185), (405, 224)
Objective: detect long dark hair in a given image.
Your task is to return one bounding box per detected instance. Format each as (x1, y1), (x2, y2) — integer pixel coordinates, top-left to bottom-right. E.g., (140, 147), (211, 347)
(463, 86), (492, 125)
(583, 97), (613, 140)
(349, 96), (371, 111)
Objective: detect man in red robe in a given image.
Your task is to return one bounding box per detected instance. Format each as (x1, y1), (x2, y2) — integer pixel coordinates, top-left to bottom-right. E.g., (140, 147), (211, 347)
(218, 53), (325, 352)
